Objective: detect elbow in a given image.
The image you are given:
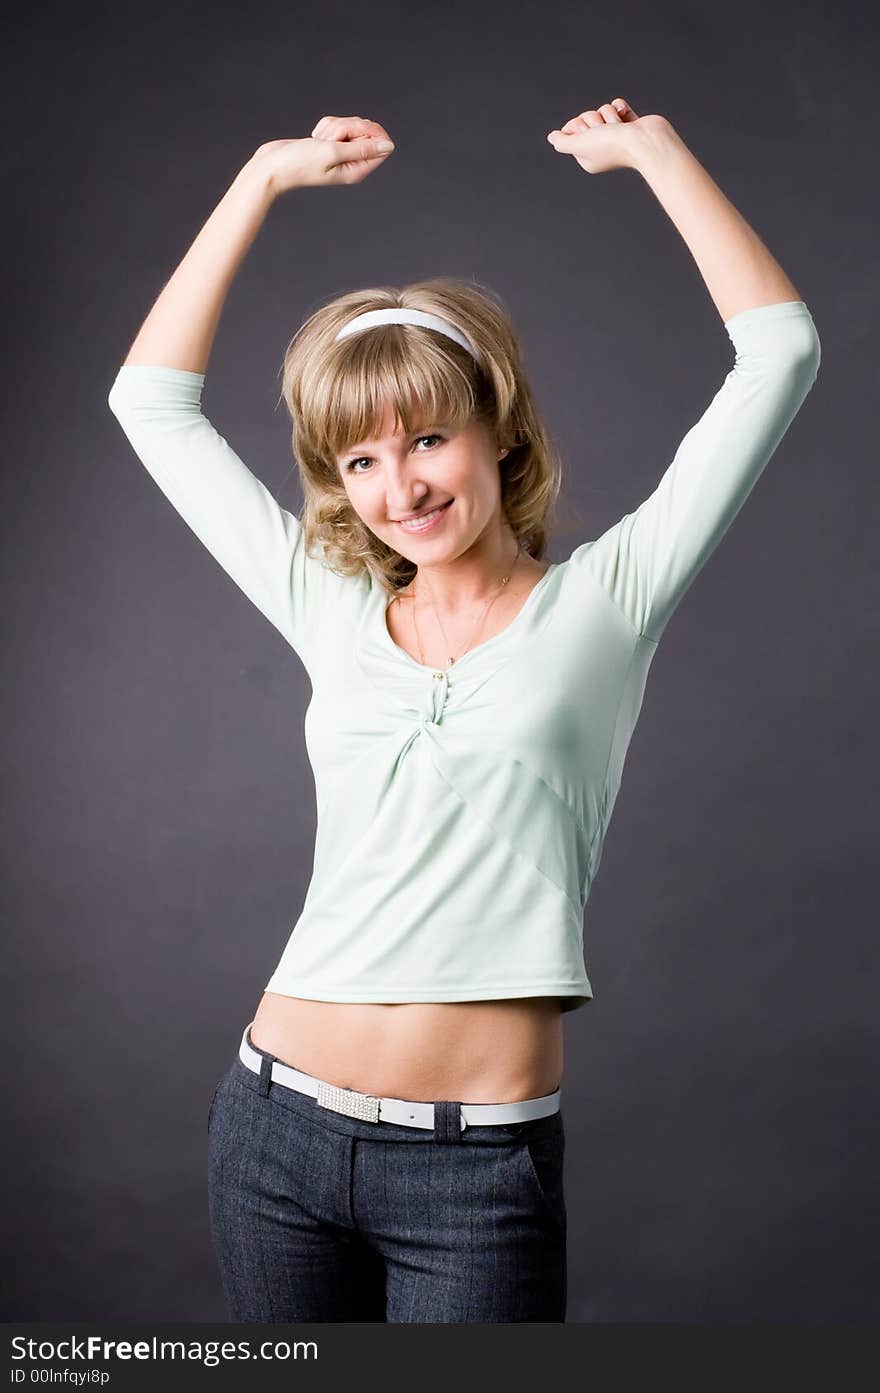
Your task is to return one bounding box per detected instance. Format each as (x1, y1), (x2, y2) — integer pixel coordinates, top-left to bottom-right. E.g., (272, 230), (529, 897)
(787, 310), (822, 383)
(805, 325), (822, 383)
(107, 367), (130, 421)
(106, 362), (206, 425)
(793, 325), (822, 390)
(770, 319), (821, 393)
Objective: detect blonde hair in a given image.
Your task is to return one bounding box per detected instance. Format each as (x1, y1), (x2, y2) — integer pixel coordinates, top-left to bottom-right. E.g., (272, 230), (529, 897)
(277, 276), (564, 597)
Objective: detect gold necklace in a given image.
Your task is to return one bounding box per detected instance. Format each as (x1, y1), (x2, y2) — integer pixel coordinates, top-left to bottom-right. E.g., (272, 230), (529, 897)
(411, 540), (523, 669)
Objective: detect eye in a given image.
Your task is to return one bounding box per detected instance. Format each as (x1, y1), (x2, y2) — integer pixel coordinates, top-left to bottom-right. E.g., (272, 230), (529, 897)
(345, 434), (445, 474)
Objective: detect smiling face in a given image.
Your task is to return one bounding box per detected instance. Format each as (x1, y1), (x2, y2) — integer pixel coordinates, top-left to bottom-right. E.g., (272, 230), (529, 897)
(336, 401), (510, 562)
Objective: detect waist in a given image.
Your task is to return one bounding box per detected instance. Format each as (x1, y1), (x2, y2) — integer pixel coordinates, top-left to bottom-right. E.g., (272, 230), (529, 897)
(251, 992), (564, 1103)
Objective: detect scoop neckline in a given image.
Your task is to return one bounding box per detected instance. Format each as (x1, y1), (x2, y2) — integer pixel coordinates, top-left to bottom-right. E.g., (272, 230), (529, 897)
(378, 562), (560, 676)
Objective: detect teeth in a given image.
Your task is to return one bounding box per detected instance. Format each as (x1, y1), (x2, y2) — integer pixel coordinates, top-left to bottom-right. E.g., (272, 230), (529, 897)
(399, 503), (447, 529)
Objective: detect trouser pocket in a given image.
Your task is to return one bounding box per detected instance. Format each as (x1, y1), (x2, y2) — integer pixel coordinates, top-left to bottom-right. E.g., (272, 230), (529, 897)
(516, 1127), (566, 1232)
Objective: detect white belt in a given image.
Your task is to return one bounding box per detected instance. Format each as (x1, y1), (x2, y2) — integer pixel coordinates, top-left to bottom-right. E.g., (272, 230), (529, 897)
(238, 1022), (561, 1132)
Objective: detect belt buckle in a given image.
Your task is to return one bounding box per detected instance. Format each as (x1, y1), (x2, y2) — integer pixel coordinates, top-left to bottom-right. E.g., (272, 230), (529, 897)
(316, 1080), (381, 1123)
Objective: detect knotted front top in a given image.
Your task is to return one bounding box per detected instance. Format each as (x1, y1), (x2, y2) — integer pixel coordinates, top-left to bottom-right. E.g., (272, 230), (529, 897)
(107, 299), (820, 1013)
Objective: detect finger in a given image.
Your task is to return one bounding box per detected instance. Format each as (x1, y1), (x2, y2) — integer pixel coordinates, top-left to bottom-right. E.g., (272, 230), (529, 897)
(339, 116), (383, 139)
(312, 116), (360, 140)
(317, 118), (356, 141)
(613, 97), (638, 120)
(353, 116), (391, 140)
(598, 103), (623, 123)
(334, 133), (395, 163)
(315, 115), (392, 144)
(557, 112), (600, 137)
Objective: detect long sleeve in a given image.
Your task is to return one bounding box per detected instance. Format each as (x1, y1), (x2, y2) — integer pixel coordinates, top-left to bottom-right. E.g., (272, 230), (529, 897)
(107, 364), (345, 670)
(573, 299), (822, 642)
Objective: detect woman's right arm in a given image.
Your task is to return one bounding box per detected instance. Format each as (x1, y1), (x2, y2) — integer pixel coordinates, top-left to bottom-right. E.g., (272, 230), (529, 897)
(107, 122), (396, 667)
(116, 115), (396, 372)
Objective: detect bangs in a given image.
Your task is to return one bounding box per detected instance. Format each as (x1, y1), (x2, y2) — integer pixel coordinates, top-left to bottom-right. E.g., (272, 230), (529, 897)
(279, 275), (563, 593)
(306, 327), (479, 466)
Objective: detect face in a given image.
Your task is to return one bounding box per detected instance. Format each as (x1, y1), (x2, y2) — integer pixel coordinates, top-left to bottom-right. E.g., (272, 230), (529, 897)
(336, 402), (510, 561)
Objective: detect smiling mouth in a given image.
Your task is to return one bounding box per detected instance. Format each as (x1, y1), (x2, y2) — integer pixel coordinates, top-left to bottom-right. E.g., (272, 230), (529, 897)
(396, 500), (454, 531)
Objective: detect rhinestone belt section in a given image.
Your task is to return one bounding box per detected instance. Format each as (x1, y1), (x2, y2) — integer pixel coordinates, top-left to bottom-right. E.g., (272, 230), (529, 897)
(316, 1080), (382, 1122)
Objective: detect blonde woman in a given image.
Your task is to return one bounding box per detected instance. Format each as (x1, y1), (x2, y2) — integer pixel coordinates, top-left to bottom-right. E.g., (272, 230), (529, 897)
(107, 100), (820, 1323)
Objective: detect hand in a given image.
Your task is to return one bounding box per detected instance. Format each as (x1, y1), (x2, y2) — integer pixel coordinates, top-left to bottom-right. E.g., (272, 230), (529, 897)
(251, 115), (396, 196)
(547, 97), (661, 174)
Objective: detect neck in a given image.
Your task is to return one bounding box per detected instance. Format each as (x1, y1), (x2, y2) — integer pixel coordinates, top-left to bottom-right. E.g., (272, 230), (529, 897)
(412, 527), (523, 615)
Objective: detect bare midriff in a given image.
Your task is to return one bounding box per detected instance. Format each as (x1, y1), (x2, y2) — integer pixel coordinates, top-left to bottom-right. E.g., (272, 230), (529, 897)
(249, 994), (564, 1103)
(249, 558), (565, 1105)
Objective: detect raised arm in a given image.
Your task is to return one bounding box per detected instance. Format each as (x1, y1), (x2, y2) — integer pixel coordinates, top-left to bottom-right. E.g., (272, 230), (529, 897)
(107, 120), (397, 666)
(548, 102), (806, 321)
(112, 115), (395, 373)
(576, 298), (820, 642)
(549, 99), (821, 641)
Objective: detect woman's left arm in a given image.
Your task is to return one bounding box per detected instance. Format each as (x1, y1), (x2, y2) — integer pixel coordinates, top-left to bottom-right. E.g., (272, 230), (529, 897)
(549, 100), (821, 642)
(547, 102), (805, 322)
(629, 116), (803, 323)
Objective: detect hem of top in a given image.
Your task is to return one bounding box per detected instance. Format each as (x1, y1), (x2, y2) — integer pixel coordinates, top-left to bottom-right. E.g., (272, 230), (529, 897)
(722, 298), (808, 333)
(111, 362), (207, 381)
(263, 982), (593, 1005)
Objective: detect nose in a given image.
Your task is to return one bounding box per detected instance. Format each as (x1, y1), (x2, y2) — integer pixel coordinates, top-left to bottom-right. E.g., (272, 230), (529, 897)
(385, 462), (429, 515)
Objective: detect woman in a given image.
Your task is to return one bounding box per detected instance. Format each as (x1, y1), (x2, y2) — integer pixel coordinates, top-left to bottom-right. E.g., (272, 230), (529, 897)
(107, 98), (821, 1323)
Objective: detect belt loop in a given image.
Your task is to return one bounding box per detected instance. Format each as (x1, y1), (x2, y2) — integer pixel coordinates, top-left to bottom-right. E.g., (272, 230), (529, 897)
(258, 1052), (274, 1097)
(246, 1024), (276, 1098)
(433, 1099), (464, 1143)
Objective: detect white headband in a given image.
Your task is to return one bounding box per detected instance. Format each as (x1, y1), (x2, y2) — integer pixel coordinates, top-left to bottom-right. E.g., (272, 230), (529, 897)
(333, 307), (478, 359)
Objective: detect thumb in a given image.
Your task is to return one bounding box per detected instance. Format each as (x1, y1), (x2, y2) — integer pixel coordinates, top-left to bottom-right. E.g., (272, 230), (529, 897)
(354, 134), (395, 159)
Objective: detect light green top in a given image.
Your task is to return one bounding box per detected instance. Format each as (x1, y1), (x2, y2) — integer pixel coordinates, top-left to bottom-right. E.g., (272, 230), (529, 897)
(108, 299), (820, 1012)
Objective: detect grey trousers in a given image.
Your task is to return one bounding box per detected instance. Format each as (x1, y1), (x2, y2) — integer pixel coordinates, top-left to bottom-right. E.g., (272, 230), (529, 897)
(207, 1026), (567, 1322)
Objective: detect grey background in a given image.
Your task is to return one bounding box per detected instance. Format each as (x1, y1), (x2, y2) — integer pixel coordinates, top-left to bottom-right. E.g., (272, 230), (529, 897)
(3, 0), (878, 1322)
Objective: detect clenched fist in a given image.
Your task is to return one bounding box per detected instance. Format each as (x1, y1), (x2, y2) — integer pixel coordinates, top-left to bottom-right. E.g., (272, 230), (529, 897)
(547, 97), (666, 175)
(251, 115), (396, 197)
